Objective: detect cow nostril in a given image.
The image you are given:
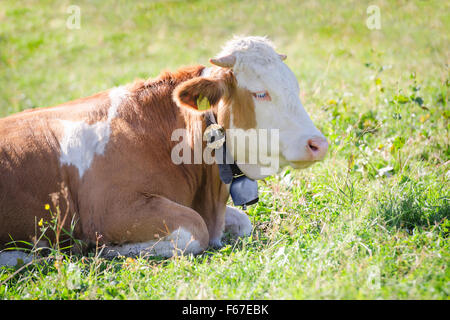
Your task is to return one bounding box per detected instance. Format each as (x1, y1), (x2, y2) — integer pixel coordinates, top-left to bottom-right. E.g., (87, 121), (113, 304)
(308, 141), (319, 152)
(306, 137), (328, 160)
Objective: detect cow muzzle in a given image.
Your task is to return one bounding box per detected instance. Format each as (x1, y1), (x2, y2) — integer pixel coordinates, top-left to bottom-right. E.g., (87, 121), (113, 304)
(306, 136), (329, 161)
(283, 135), (329, 168)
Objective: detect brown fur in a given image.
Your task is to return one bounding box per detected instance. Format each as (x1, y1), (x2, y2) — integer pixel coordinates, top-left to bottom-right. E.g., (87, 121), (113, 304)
(172, 67), (256, 130)
(0, 65), (256, 253)
(227, 85), (256, 129)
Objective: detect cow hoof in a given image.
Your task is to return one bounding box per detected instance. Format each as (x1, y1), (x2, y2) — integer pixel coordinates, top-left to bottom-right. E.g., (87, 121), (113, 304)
(209, 238), (223, 249)
(0, 251), (33, 267)
(224, 205), (253, 237)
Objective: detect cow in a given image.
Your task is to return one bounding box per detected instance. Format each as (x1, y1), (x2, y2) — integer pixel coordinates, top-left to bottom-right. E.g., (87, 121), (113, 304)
(0, 36), (328, 266)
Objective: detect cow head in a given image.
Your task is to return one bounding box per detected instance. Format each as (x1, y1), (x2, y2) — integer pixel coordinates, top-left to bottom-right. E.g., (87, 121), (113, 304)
(174, 36), (328, 180)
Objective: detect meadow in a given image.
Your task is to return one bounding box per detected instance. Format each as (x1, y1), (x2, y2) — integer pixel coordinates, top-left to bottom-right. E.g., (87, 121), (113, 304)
(0, 0), (448, 299)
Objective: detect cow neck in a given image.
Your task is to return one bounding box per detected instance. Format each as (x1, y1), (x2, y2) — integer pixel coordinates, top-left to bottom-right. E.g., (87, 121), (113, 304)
(204, 110), (235, 178)
(204, 110), (259, 209)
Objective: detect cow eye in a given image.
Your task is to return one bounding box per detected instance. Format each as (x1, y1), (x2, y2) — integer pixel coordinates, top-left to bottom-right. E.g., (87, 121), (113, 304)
(252, 91), (271, 101)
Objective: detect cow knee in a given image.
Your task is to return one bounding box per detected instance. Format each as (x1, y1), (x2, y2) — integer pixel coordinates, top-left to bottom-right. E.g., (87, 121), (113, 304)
(102, 206), (210, 258)
(165, 226), (208, 256)
(161, 209), (210, 256)
(104, 226), (208, 258)
(0, 251), (33, 267)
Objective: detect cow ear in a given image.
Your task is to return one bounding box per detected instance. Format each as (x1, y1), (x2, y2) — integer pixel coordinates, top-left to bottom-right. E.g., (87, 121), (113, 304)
(173, 77), (225, 112)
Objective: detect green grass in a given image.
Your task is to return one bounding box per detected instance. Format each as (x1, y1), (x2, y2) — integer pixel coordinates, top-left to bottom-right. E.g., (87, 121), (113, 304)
(0, 0), (449, 299)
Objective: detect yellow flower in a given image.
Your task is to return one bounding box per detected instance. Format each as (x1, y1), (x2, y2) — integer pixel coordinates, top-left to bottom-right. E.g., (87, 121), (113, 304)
(124, 257), (137, 268)
(44, 204), (50, 210)
(125, 257), (135, 264)
(327, 99), (337, 105)
(38, 218), (44, 227)
(363, 119), (372, 128)
(419, 114), (430, 123)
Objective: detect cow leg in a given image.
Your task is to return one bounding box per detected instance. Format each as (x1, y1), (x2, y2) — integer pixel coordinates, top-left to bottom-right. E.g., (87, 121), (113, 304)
(0, 251), (33, 267)
(99, 195), (209, 258)
(224, 205), (253, 238)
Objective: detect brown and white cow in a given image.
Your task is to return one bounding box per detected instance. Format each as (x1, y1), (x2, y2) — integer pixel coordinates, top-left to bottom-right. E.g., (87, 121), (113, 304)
(0, 36), (327, 266)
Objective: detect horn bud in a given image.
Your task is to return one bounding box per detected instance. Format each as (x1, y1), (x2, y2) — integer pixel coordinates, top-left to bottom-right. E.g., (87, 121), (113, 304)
(278, 53), (287, 60)
(209, 54), (236, 68)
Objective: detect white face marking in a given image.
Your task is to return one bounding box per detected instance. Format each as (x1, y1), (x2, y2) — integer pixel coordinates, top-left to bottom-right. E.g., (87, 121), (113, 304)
(216, 36), (327, 179)
(103, 227), (203, 258)
(59, 87), (128, 178)
(224, 205), (252, 237)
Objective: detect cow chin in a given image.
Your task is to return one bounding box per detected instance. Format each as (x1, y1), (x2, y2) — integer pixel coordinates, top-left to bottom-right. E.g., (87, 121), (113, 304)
(287, 160), (316, 169)
(236, 159), (316, 180)
(278, 155), (316, 170)
(237, 158), (317, 180)
(235, 163), (276, 180)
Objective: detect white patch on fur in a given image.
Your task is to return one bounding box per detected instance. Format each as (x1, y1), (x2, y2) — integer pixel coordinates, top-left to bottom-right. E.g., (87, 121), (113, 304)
(216, 36), (326, 178)
(224, 205), (252, 237)
(103, 227), (203, 258)
(0, 251), (33, 267)
(201, 67), (212, 77)
(209, 237), (223, 248)
(59, 87), (129, 178)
